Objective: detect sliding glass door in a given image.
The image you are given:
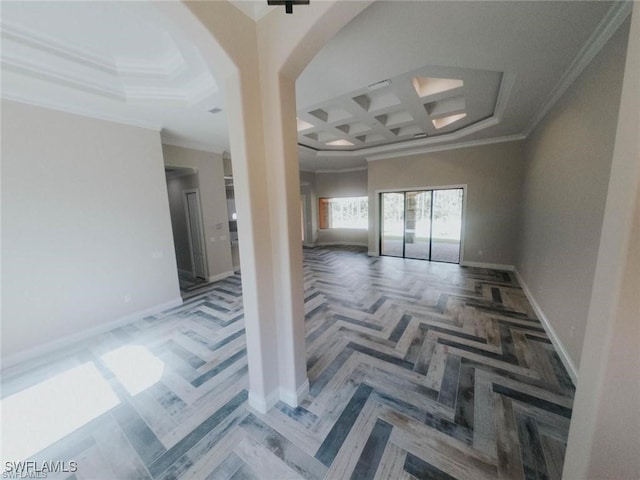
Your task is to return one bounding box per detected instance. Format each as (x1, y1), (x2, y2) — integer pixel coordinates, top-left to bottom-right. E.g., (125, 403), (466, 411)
(381, 192), (404, 257)
(380, 188), (463, 263)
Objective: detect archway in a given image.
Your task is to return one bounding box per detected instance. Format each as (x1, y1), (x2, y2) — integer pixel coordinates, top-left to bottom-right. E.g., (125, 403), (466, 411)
(152, 0), (372, 412)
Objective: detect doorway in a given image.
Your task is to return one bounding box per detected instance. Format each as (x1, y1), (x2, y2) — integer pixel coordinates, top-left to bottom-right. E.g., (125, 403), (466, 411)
(380, 188), (463, 263)
(184, 189), (208, 279)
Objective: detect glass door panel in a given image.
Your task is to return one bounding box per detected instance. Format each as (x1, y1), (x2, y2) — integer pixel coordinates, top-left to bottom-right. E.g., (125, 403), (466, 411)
(404, 191), (431, 260)
(431, 189), (463, 263)
(380, 188), (463, 263)
(381, 193), (404, 257)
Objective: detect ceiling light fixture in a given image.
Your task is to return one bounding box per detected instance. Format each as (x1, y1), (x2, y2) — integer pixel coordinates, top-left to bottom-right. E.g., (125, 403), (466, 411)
(413, 133), (427, 139)
(267, 0), (309, 14)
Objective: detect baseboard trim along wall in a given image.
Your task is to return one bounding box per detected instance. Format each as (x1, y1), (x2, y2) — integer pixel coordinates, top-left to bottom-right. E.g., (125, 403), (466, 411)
(513, 268), (578, 384)
(1, 297), (184, 375)
(248, 388), (280, 414)
(280, 379), (310, 408)
(460, 261), (515, 271)
(208, 270), (235, 283)
(315, 241), (368, 248)
(178, 268), (193, 277)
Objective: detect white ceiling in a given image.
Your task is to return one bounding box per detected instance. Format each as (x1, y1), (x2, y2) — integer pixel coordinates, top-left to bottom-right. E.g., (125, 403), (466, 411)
(0, 1), (628, 172)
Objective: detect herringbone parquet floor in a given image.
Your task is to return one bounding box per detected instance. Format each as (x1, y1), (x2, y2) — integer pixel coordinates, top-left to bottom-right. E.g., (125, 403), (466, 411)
(1, 246), (575, 480)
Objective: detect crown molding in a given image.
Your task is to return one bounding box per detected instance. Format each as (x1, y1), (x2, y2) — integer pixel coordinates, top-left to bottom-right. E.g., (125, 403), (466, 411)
(2, 54), (125, 101)
(2, 93), (162, 131)
(1, 19), (217, 105)
(314, 166), (368, 174)
(0, 20), (115, 73)
(523, 0), (632, 137)
(1, 20), (188, 80)
(366, 134), (526, 162)
(115, 44), (185, 78)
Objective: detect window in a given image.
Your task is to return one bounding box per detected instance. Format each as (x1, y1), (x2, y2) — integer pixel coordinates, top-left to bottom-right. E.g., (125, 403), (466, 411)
(319, 196), (368, 229)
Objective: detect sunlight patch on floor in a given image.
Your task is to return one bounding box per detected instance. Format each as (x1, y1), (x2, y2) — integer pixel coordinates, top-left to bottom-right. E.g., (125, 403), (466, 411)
(101, 345), (165, 396)
(1, 362), (120, 462)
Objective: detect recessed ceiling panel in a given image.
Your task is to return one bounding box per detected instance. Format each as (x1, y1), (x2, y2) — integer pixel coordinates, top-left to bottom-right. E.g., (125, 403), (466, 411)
(412, 77), (463, 98)
(433, 113), (467, 129)
(297, 64), (502, 151)
(425, 96), (466, 117)
(352, 90), (401, 113)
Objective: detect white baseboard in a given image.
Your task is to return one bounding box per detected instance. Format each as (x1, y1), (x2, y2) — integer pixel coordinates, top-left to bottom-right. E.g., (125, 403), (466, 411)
(1, 297), (184, 374)
(248, 388), (280, 414)
(280, 379), (310, 408)
(368, 251), (377, 257)
(233, 265), (241, 273)
(460, 261), (515, 271)
(315, 241), (368, 248)
(208, 270), (234, 283)
(513, 268), (578, 385)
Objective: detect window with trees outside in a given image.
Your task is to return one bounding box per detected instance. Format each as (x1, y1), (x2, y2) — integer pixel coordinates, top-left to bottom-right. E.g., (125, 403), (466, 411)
(319, 196), (368, 229)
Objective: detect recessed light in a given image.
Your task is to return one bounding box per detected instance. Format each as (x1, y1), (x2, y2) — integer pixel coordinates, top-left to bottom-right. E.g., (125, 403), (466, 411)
(326, 139), (354, 146)
(432, 113), (467, 129)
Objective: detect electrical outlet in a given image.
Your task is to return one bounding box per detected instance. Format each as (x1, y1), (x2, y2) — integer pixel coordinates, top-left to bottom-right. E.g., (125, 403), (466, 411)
(569, 325), (576, 337)
(152, 250), (163, 259)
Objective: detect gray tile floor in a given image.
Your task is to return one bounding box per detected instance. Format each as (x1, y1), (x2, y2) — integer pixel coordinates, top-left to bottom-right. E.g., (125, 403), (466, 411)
(381, 239), (461, 263)
(1, 246), (574, 479)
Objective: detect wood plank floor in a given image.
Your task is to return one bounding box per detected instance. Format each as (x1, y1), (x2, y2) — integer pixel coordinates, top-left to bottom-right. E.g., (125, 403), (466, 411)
(1, 246), (575, 479)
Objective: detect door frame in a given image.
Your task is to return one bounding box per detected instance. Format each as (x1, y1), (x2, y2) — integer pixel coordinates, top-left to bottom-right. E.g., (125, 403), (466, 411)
(183, 188), (209, 279)
(375, 184), (467, 263)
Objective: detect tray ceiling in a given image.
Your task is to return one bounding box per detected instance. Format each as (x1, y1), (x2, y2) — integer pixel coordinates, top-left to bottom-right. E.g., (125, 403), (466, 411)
(0, 1), (628, 170)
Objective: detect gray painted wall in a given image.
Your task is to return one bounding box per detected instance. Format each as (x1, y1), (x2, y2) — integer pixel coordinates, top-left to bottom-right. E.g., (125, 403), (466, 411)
(165, 173), (199, 274)
(162, 145), (233, 281)
(368, 141), (526, 265)
(1, 100), (181, 361)
(516, 20), (630, 369)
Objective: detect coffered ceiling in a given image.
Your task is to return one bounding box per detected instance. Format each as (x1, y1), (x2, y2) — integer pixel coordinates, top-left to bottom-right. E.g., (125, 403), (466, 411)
(297, 65), (502, 151)
(0, 1), (630, 171)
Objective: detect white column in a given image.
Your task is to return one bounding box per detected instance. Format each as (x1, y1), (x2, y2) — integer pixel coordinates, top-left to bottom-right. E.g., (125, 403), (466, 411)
(166, 0), (371, 413)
